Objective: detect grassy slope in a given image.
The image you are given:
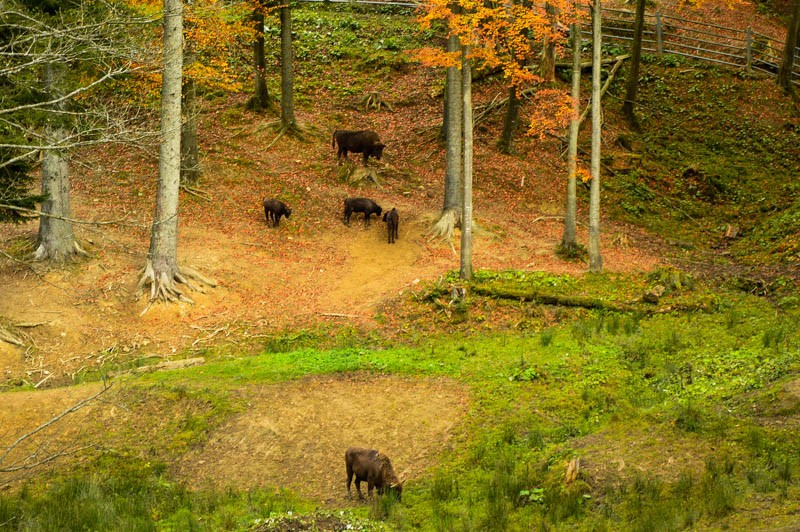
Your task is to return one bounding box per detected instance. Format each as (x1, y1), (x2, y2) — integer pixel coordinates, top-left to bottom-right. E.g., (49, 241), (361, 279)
(2, 3), (800, 531)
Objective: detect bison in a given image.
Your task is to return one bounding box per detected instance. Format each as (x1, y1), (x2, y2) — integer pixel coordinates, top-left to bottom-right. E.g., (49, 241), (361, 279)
(382, 208), (399, 244)
(345, 447), (403, 501)
(263, 198), (292, 227)
(332, 129), (385, 166)
(344, 197), (382, 227)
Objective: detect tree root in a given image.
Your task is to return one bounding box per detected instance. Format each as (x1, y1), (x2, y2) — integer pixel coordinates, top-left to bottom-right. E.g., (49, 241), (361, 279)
(30, 241), (88, 263)
(361, 91), (393, 112)
(429, 208), (461, 240)
(136, 261), (217, 315)
(0, 321), (26, 347)
(180, 184), (213, 201)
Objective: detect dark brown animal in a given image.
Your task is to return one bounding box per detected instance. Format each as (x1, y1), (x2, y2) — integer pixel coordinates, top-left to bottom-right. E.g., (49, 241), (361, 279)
(382, 208), (399, 244)
(332, 130), (385, 166)
(344, 197), (382, 227)
(345, 447), (403, 500)
(263, 198), (291, 227)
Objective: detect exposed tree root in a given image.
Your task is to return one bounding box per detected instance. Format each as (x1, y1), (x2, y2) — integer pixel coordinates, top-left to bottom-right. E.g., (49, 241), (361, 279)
(429, 208), (461, 240)
(265, 121), (306, 150)
(180, 183), (213, 201)
(361, 91), (394, 112)
(0, 321), (26, 347)
(30, 241), (88, 263)
(136, 262), (217, 315)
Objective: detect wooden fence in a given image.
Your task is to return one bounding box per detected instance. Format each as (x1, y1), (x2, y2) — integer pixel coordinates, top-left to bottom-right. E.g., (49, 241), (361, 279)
(587, 6), (800, 86)
(296, 0), (800, 86)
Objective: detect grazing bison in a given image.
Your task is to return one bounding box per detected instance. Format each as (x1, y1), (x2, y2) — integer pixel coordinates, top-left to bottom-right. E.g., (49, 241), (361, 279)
(383, 208), (399, 244)
(332, 129), (385, 166)
(263, 198), (292, 227)
(344, 197), (382, 227)
(345, 447), (403, 501)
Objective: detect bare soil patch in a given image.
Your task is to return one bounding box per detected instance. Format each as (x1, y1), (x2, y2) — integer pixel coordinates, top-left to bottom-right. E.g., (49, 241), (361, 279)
(175, 374), (468, 504)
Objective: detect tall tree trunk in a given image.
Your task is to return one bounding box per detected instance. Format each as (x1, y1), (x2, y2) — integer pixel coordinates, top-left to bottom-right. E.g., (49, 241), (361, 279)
(498, 86), (520, 154)
(138, 0), (214, 308)
(588, 0), (603, 273)
(432, 34), (463, 238)
(33, 63), (84, 262)
(280, 5), (296, 129)
(541, 2), (559, 82)
(561, 16), (581, 252)
(622, 0), (646, 125)
(777, 0), (800, 93)
(181, 2), (200, 186)
(460, 45), (474, 281)
(249, 2), (271, 111)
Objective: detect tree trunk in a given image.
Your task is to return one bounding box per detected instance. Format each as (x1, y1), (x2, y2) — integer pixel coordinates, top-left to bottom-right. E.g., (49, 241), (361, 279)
(249, 3), (271, 111)
(777, 0), (800, 93)
(33, 63), (83, 262)
(498, 85), (520, 154)
(181, 4), (200, 186)
(460, 45), (474, 281)
(541, 2), (559, 82)
(138, 0), (214, 308)
(561, 16), (581, 252)
(589, 0), (603, 273)
(622, 0), (646, 125)
(280, 6), (296, 129)
(433, 34), (463, 238)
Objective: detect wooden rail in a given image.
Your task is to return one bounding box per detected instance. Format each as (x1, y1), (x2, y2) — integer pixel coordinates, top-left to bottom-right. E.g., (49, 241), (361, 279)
(294, 1), (800, 86)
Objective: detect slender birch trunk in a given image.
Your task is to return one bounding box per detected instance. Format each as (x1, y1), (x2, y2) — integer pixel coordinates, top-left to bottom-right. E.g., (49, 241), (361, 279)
(588, 0), (603, 273)
(460, 45), (474, 281)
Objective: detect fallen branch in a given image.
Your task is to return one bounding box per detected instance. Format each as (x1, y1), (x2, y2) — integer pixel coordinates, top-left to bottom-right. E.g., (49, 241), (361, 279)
(471, 284), (633, 312)
(0, 384), (112, 474)
(577, 55), (629, 126)
(320, 312), (360, 318)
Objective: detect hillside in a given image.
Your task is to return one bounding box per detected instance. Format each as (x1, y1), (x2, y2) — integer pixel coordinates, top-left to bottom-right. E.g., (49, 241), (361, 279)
(1, 1), (799, 530)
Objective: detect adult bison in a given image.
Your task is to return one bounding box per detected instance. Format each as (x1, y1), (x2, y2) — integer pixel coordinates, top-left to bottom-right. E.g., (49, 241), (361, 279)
(344, 197), (382, 227)
(262, 198), (291, 227)
(345, 447), (403, 501)
(332, 129), (385, 166)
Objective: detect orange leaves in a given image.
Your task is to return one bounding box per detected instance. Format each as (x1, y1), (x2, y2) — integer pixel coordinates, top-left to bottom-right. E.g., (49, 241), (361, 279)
(526, 88), (575, 140)
(414, 0), (577, 90)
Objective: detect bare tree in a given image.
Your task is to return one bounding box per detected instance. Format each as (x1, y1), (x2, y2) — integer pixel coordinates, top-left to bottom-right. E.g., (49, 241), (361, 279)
(137, 0), (215, 309)
(588, 0), (603, 273)
(0, 1), (149, 262)
(777, 0), (800, 94)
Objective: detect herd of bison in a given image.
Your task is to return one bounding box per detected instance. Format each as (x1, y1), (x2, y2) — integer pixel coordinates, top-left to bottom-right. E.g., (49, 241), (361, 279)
(262, 129), (399, 243)
(265, 129), (405, 500)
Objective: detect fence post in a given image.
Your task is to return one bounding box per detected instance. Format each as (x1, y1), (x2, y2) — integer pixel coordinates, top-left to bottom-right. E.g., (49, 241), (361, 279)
(656, 12), (663, 57)
(745, 26), (752, 73)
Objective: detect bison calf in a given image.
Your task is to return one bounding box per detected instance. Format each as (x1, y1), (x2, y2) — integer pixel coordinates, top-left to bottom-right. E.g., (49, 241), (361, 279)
(345, 447), (403, 501)
(332, 129), (385, 166)
(263, 198), (291, 227)
(382, 208), (399, 244)
(344, 197), (382, 227)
